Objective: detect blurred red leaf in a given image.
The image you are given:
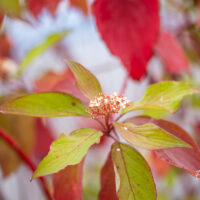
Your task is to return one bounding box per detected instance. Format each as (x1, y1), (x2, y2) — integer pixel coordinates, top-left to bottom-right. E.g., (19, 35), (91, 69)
(27, 0), (60, 18)
(69, 0), (88, 15)
(0, 33), (11, 58)
(155, 31), (189, 74)
(194, 120), (200, 146)
(125, 116), (200, 177)
(33, 118), (54, 161)
(99, 152), (118, 200)
(0, 14), (4, 28)
(34, 68), (88, 102)
(53, 160), (84, 200)
(92, 0), (159, 80)
(149, 152), (170, 177)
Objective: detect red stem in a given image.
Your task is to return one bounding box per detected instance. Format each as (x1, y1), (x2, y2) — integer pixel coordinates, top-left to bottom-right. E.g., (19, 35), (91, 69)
(119, 72), (130, 95)
(0, 128), (53, 200)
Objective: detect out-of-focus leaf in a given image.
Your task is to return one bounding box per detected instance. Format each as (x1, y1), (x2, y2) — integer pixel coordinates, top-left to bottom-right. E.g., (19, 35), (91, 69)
(92, 0), (159, 80)
(0, 114), (36, 176)
(149, 152), (170, 177)
(0, 33), (11, 58)
(99, 152), (118, 200)
(0, 0), (23, 18)
(18, 31), (69, 75)
(69, 0), (88, 15)
(0, 14), (4, 29)
(112, 142), (156, 200)
(113, 122), (190, 150)
(0, 92), (90, 117)
(32, 128), (103, 179)
(66, 60), (102, 100)
(27, 0), (60, 18)
(126, 116), (200, 177)
(34, 68), (88, 102)
(34, 118), (54, 160)
(121, 81), (200, 115)
(53, 160), (84, 200)
(155, 31), (189, 74)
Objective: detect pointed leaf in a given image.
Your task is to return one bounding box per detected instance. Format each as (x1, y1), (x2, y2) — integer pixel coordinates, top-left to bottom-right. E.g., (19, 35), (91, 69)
(126, 116), (200, 177)
(0, 92), (90, 117)
(18, 30), (69, 75)
(32, 128), (103, 179)
(53, 160), (84, 200)
(113, 122), (191, 150)
(155, 31), (189, 74)
(92, 0), (159, 80)
(99, 152), (118, 200)
(122, 81), (200, 115)
(66, 60), (102, 99)
(112, 142), (156, 200)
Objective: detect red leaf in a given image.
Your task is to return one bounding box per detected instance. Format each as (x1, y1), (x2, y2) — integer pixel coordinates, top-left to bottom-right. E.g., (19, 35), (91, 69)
(34, 68), (88, 103)
(155, 31), (189, 74)
(69, 0), (88, 15)
(0, 33), (11, 58)
(27, 0), (60, 18)
(125, 116), (200, 177)
(33, 118), (54, 161)
(0, 14), (4, 28)
(92, 0), (159, 80)
(149, 152), (170, 177)
(99, 152), (118, 200)
(53, 160), (84, 200)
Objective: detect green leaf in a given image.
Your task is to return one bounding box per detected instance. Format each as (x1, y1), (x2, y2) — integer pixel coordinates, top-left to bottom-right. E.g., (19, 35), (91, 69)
(32, 128), (103, 179)
(113, 122), (191, 150)
(111, 142), (157, 200)
(121, 81), (200, 115)
(18, 30), (69, 75)
(0, 0), (23, 18)
(66, 60), (102, 99)
(0, 92), (90, 117)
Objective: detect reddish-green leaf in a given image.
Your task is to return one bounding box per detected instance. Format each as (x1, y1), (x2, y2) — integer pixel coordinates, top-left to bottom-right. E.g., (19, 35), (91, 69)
(113, 122), (190, 150)
(155, 31), (189, 74)
(0, 92), (89, 117)
(112, 142), (156, 200)
(126, 116), (200, 177)
(99, 152), (118, 200)
(92, 0), (159, 80)
(66, 60), (102, 100)
(53, 160), (84, 200)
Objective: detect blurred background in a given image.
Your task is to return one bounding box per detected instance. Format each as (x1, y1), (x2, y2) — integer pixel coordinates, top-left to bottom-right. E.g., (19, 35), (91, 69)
(1, 0), (200, 199)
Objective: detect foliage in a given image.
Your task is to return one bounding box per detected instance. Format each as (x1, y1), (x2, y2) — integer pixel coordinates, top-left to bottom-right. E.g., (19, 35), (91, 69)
(1, 0), (200, 199)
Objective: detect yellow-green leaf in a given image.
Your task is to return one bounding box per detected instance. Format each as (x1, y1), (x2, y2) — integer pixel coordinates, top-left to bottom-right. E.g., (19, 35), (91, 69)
(18, 30), (69, 75)
(0, 92), (89, 117)
(66, 60), (102, 99)
(121, 81), (200, 115)
(32, 128), (103, 179)
(113, 122), (191, 150)
(112, 142), (156, 200)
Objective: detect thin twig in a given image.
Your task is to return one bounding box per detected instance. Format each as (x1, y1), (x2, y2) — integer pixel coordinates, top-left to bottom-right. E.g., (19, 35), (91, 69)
(0, 128), (53, 200)
(119, 72), (130, 95)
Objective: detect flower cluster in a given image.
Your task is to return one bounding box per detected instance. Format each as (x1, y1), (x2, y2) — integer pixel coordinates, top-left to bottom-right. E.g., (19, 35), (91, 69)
(88, 93), (129, 118)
